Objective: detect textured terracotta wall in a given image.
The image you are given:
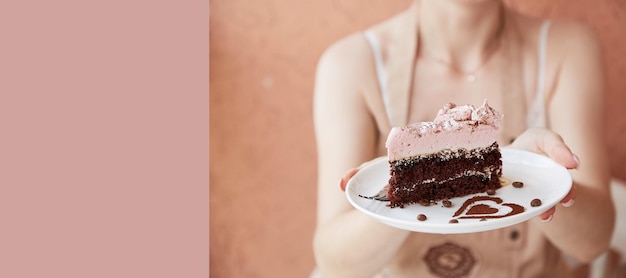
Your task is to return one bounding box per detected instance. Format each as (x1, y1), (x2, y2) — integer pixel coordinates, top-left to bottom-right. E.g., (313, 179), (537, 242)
(210, 0), (625, 277)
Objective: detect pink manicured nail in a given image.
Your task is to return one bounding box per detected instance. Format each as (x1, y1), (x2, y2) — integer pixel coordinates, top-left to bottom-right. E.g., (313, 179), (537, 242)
(572, 154), (580, 168)
(541, 214), (553, 223)
(562, 199), (575, 207)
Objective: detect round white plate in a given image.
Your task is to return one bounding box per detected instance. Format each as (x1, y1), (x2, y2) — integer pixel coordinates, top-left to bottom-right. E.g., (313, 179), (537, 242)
(345, 148), (572, 234)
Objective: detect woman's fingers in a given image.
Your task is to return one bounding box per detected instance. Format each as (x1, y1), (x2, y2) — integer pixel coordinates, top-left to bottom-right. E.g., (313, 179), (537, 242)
(339, 157), (385, 191)
(339, 168), (359, 192)
(561, 183), (576, 207)
(510, 128), (580, 170)
(539, 206), (556, 222)
(538, 185), (576, 223)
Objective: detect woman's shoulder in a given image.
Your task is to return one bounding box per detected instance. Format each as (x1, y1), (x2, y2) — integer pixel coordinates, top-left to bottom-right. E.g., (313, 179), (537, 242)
(548, 19), (601, 55)
(315, 26), (385, 93)
(511, 11), (601, 57)
(540, 18), (603, 74)
(319, 32), (370, 63)
(316, 8), (407, 58)
(315, 31), (373, 84)
(318, 6), (413, 68)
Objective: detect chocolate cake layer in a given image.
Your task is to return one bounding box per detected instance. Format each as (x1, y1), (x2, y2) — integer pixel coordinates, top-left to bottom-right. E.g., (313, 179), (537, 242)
(388, 142), (502, 208)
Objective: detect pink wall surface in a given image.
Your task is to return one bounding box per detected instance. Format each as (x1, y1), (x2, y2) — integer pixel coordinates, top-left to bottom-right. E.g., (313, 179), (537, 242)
(210, 0), (625, 277)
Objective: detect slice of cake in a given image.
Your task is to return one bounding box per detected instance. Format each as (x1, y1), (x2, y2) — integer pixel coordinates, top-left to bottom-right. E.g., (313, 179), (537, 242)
(385, 100), (503, 208)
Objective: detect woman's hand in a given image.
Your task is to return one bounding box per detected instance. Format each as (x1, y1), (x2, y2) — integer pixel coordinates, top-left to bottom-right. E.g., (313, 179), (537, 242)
(509, 127), (579, 222)
(339, 158), (384, 192)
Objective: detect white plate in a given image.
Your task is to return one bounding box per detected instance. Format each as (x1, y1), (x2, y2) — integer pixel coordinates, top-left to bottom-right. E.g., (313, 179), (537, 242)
(345, 148), (572, 234)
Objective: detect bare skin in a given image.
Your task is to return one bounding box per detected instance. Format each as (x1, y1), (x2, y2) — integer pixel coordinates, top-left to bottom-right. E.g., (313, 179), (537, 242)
(313, 0), (614, 277)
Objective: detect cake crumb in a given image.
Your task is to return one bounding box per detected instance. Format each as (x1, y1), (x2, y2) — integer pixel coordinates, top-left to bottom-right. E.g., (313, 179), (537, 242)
(499, 177), (511, 186)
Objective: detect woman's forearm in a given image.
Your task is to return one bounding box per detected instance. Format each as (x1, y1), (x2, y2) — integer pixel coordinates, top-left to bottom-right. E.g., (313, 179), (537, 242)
(535, 181), (615, 262)
(313, 210), (411, 277)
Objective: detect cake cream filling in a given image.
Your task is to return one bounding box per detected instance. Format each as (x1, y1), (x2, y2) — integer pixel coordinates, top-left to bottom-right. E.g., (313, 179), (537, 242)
(392, 166), (500, 193)
(390, 144), (498, 166)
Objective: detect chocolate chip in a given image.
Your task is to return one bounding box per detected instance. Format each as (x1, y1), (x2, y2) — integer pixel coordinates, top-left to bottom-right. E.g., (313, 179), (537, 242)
(531, 199), (542, 207)
(480, 218), (487, 222)
(512, 181), (524, 188)
(486, 189), (496, 195)
(418, 199), (431, 206)
(417, 214), (427, 221)
(449, 219), (459, 224)
(442, 200), (452, 208)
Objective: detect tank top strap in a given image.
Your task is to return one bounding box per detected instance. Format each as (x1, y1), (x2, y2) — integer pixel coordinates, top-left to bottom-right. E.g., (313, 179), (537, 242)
(363, 31), (394, 126)
(527, 20), (552, 128)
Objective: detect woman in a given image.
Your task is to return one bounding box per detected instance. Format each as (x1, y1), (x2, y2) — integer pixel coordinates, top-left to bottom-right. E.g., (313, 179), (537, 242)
(312, 0), (614, 277)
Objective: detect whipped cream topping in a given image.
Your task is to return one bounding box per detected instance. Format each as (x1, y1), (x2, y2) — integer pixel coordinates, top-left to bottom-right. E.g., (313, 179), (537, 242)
(386, 100), (502, 161)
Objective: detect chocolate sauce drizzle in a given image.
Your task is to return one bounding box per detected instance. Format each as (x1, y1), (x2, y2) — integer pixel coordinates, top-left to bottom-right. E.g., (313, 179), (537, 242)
(358, 184), (390, 201)
(453, 196), (525, 219)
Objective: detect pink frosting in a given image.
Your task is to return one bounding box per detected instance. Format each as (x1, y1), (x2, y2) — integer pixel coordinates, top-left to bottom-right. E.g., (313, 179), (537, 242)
(386, 100), (502, 161)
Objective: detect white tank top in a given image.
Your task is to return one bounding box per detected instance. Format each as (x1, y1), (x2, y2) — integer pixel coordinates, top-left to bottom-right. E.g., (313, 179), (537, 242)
(364, 21), (552, 129)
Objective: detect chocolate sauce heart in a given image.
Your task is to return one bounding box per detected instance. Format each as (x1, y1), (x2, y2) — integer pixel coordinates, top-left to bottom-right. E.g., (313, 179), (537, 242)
(453, 196), (525, 219)
(466, 204), (499, 215)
